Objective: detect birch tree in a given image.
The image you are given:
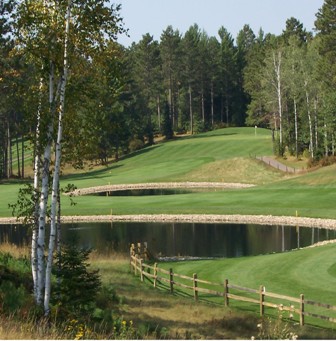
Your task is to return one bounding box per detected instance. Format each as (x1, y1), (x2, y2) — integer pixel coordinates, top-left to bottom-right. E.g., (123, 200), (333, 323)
(15, 0), (124, 315)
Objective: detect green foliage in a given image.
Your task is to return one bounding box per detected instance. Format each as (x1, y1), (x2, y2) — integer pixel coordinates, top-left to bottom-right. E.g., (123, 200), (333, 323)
(0, 252), (32, 314)
(0, 252), (30, 275)
(273, 136), (285, 157)
(52, 244), (101, 316)
(0, 281), (27, 313)
(8, 183), (39, 225)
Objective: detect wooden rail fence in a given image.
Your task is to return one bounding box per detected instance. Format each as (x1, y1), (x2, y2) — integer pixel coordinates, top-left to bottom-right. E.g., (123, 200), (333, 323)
(130, 243), (336, 327)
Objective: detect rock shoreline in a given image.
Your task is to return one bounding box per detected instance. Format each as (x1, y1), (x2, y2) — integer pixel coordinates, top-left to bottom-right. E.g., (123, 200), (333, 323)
(2, 214), (336, 230)
(66, 181), (255, 196)
(2, 182), (336, 230)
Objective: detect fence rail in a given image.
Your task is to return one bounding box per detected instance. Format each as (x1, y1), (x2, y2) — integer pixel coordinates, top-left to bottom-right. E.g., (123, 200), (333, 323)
(130, 243), (336, 327)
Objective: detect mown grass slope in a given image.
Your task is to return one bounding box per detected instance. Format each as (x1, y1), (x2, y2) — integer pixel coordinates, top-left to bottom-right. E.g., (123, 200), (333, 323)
(1, 127), (336, 219)
(158, 242), (336, 329)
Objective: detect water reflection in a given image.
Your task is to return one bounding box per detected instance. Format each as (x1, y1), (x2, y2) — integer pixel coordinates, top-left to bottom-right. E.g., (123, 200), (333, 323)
(94, 188), (210, 196)
(0, 222), (335, 258)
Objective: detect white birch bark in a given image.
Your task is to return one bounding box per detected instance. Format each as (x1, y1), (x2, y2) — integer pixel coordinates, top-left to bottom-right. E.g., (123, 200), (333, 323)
(273, 51), (283, 146)
(44, 0), (71, 315)
(294, 98), (298, 159)
(324, 120), (328, 156)
(32, 75), (43, 301)
(36, 62), (55, 305)
(314, 97), (318, 151)
(304, 82), (314, 159)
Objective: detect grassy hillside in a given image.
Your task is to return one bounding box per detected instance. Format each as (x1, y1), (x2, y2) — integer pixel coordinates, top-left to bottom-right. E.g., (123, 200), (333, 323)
(146, 242), (336, 330)
(95, 246), (336, 338)
(1, 127), (336, 219)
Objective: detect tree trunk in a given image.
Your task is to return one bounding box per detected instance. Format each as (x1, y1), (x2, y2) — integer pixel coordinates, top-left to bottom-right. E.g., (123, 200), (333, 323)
(294, 98), (298, 159)
(273, 51), (283, 147)
(16, 134), (21, 178)
(157, 95), (161, 131)
(189, 84), (193, 134)
(7, 123), (12, 178)
(201, 88), (205, 123)
(211, 82), (214, 127)
(324, 120), (328, 157)
(314, 97), (318, 151)
(32, 75), (43, 302)
(44, 0), (71, 315)
(220, 96), (224, 123)
(225, 96), (229, 126)
(37, 61), (56, 305)
(305, 86), (314, 159)
(21, 134), (24, 178)
(3, 120), (8, 179)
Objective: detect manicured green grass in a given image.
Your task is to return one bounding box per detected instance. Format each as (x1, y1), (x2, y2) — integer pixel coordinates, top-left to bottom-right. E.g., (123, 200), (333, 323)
(1, 127), (336, 220)
(157, 243), (336, 328)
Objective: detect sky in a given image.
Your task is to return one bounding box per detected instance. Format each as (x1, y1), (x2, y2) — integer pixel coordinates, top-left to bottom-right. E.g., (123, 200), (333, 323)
(116, 0), (325, 47)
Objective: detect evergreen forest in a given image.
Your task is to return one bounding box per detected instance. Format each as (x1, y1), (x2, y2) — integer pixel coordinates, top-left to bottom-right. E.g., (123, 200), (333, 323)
(2, 1), (336, 180)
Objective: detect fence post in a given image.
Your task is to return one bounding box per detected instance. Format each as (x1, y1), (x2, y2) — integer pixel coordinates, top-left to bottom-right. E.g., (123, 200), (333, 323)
(169, 268), (174, 294)
(134, 255), (138, 276)
(137, 242), (141, 256)
(260, 285), (265, 317)
(224, 279), (229, 307)
(144, 241), (148, 260)
(153, 263), (158, 288)
(140, 258), (144, 282)
(300, 294), (305, 326)
(193, 273), (198, 301)
(130, 244), (135, 271)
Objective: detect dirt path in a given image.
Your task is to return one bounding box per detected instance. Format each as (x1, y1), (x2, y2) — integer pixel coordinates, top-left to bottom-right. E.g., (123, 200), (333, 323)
(256, 156), (297, 173)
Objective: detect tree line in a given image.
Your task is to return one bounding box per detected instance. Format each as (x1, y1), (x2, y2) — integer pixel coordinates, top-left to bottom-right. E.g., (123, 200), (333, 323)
(2, 1), (336, 182)
(124, 9), (336, 161)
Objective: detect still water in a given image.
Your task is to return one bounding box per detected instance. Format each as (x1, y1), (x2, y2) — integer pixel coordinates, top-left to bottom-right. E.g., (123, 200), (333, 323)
(1, 222), (335, 258)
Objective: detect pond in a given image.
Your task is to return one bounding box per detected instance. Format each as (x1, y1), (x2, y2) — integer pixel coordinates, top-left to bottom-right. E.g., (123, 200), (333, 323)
(1, 222), (335, 259)
(93, 188), (217, 196)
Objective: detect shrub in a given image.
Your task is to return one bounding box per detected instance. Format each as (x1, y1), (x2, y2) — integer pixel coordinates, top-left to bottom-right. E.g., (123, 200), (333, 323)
(0, 281), (27, 313)
(129, 138), (144, 152)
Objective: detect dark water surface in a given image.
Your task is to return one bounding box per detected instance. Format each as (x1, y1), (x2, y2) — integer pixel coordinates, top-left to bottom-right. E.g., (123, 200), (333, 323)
(1, 222), (335, 258)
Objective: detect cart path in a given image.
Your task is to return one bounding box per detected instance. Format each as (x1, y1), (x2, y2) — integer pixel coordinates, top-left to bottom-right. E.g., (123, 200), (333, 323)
(256, 156), (297, 173)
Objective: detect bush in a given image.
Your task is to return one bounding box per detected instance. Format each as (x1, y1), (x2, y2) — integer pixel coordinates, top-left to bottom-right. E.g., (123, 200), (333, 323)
(273, 138), (285, 157)
(0, 281), (27, 313)
(129, 138), (144, 152)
